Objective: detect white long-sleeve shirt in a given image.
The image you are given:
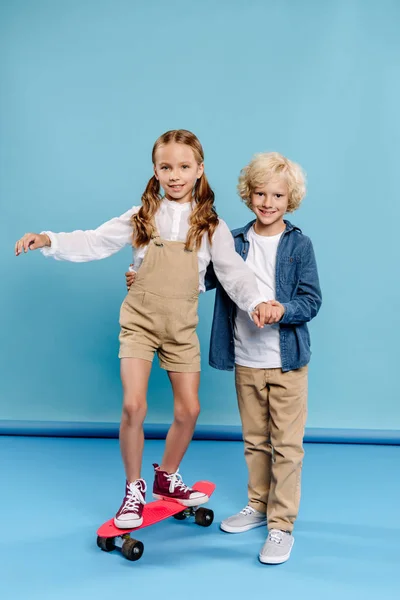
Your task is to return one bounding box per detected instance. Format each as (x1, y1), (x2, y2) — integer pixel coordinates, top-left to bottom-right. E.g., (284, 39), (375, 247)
(41, 198), (265, 313)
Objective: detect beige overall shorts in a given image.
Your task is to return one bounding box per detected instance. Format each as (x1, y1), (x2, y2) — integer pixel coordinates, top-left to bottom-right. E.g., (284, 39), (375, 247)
(119, 233), (201, 372)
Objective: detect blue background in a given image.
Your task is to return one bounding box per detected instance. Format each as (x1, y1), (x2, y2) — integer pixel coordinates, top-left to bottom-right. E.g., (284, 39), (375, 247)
(1, 0), (399, 434)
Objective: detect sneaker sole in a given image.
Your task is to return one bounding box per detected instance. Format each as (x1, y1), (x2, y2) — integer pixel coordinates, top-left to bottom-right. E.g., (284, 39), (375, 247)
(220, 520), (267, 533)
(114, 517), (143, 529)
(153, 493), (209, 507)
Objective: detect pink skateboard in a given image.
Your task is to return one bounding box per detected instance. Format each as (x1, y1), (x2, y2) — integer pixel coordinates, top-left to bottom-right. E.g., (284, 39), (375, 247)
(97, 480), (216, 561)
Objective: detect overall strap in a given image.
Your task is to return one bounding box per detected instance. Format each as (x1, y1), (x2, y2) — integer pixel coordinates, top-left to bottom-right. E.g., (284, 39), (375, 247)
(151, 232), (164, 247)
(150, 222), (163, 247)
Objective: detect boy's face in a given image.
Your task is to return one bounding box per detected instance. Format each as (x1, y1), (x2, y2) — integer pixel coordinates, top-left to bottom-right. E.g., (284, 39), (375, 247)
(250, 177), (289, 235)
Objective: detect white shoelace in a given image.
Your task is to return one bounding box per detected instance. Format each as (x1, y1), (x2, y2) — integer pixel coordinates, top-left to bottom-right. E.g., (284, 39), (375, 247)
(268, 529), (284, 545)
(165, 470), (191, 494)
(240, 505), (257, 516)
(124, 481), (147, 513)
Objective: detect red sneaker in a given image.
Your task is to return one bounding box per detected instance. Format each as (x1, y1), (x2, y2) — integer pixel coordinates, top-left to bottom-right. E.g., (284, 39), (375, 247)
(152, 464), (208, 507)
(114, 479), (147, 529)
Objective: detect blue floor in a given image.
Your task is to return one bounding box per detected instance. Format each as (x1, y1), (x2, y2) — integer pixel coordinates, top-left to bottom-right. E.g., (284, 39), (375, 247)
(1, 437), (400, 600)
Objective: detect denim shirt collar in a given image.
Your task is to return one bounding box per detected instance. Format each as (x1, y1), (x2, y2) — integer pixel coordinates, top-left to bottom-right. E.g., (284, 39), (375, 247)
(235, 219), (300, 242)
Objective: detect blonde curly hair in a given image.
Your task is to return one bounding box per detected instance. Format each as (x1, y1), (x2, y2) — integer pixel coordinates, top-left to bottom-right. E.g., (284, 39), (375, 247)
(237, 152), (306, 213)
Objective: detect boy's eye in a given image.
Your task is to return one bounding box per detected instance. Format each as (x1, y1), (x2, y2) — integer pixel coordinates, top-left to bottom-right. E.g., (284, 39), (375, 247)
(275, 194), (283, 198)
(182, 165), (190, 169)
(256, 192), (264, 197)
(160, 166), (169, 170)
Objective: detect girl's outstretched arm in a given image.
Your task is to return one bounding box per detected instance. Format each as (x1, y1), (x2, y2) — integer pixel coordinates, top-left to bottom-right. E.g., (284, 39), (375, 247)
(15, 207), (139, 262)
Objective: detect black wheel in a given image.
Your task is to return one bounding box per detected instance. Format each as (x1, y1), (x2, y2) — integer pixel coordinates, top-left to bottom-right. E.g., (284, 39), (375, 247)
(97, 536), (116, 552)
(121, 537), (144, 562)
(195, 508), (214, 527)
(173, 510), (187, 521)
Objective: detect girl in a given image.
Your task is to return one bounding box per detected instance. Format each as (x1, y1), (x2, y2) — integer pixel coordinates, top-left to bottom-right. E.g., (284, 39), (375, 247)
(15, 129), (269, 529)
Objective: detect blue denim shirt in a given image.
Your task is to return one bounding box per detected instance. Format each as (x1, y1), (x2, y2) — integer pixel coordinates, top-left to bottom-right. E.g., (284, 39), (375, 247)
(205, 219), (322, 372)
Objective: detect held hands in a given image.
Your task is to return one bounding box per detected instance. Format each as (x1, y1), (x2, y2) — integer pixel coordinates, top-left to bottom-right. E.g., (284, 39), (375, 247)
(15, 233), (51, 256)
(252, 300), (285, 328)
(125, 265), (136, 291)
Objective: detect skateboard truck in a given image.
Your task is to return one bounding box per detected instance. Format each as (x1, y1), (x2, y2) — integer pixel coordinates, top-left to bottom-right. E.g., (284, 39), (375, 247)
(97, 534), (145, 562)
(173, 506), (214, 527)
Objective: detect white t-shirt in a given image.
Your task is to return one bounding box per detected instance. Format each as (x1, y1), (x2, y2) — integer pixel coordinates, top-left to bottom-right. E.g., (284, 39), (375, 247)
(41, 198), (265, 314)
(234, 226), (283, 369)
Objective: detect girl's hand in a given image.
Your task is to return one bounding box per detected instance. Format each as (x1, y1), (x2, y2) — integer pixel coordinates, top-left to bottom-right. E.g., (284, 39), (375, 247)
(15, 233), (51, 256)
(252, 302), (269, 328)
(125, 265), (136, 291)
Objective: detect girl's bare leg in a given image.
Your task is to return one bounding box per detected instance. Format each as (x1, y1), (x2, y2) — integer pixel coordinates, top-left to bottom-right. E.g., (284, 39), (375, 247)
(119, 358), (152, 481)
(160, 371), (200, 473)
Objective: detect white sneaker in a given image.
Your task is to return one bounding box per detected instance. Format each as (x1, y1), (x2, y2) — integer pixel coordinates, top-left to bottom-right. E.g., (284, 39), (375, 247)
(220, 505), (267, 533)
(259, 529), (294, 564)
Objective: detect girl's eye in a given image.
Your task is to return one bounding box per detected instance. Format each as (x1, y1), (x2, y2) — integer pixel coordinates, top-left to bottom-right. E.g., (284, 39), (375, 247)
(182, 165), (190, 169)
(276, 194), (283, 198)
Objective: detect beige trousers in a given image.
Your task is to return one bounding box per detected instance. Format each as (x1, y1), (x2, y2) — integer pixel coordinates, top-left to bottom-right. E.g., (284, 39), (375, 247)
(235, 364), (308, 532)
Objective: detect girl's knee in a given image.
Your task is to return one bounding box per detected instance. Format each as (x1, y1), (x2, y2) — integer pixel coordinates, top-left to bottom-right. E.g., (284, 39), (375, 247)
(174, 400), (200, 424)
(122, 395), (147, 424)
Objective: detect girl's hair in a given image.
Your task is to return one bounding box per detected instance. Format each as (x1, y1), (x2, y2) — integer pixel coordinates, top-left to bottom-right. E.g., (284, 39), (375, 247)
(237, 152), (306, 212)
(131, 130), (218, 251)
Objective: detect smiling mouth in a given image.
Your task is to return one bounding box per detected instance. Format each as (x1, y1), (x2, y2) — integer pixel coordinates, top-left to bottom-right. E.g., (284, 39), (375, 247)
(169, 184), (184, 191)
(258, 208), (277, 215)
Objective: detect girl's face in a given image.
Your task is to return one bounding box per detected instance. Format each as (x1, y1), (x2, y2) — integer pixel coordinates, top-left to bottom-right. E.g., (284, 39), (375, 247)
(250, 177), (289, 235)
(154, 142), (204, 204)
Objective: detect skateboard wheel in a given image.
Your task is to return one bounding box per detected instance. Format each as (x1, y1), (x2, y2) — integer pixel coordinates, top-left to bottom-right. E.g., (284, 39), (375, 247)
(173, 510), (187, 520)
(121, 538), (144, 561)
(195, 508), (214, 527)
(97, 536), (116, 552)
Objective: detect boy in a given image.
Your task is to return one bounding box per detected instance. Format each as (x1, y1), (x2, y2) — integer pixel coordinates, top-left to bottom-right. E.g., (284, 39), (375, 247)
(207, 152), (321, 564)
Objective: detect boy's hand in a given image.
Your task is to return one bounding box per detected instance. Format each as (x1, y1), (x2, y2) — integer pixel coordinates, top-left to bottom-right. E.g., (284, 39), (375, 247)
(15, 233), (51, 256)
(253, 300), (285, 327)
(125, 265), (136, 291)
(266, 300), (285, 323)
